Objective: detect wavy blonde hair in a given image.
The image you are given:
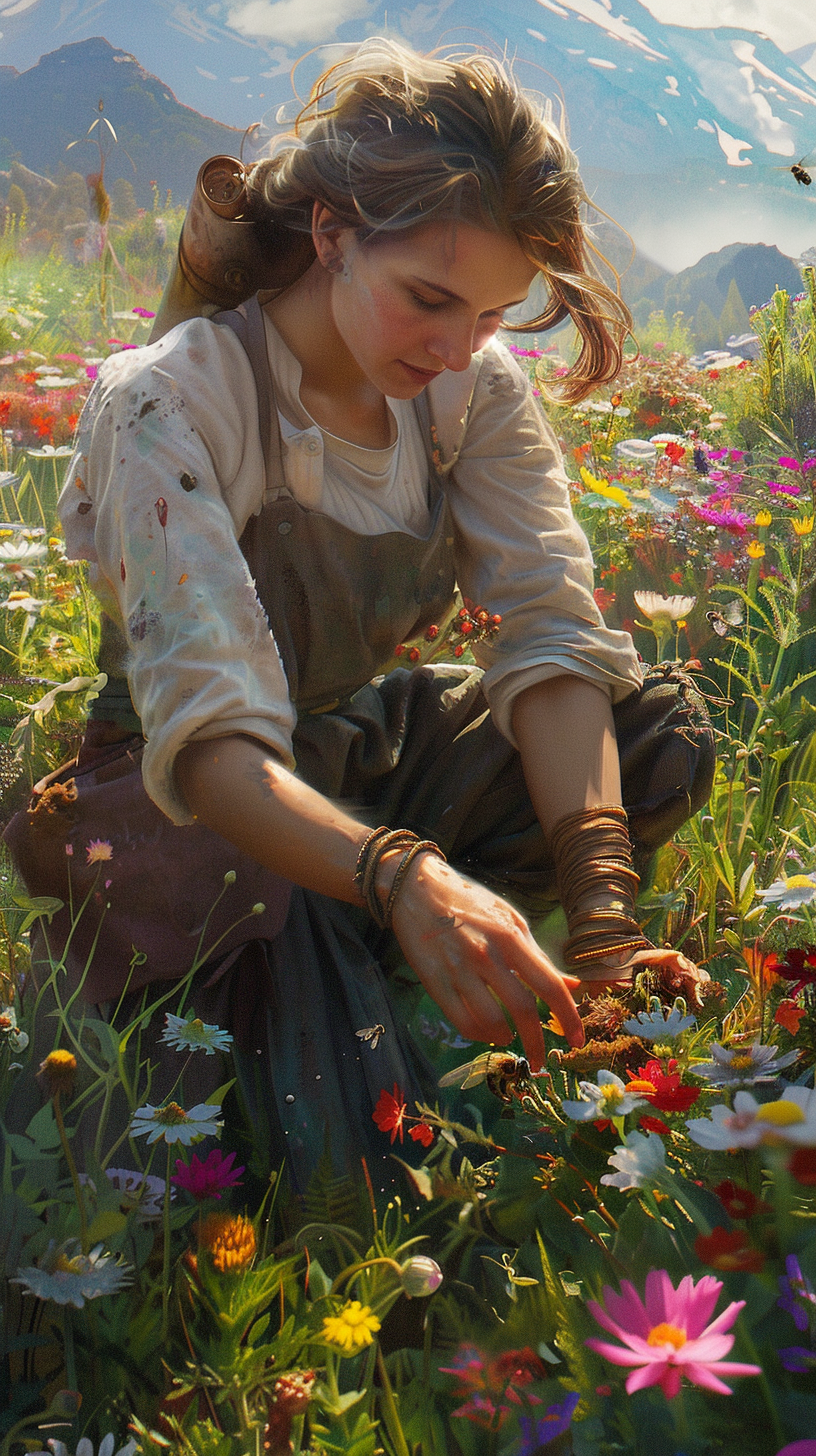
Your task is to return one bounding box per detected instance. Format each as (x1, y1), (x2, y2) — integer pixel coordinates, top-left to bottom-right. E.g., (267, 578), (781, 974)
(250, 39), (630, 402)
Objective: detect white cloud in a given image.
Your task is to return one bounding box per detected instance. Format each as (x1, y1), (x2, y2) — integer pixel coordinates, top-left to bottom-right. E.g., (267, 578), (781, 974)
(196, 66), (218, 78)
(227, 0), (373, 46)
(535, 0), (669, 61)
(0, 0), (41, 13)
(638, 1), (816, 55)
(586, 55), (615, 68)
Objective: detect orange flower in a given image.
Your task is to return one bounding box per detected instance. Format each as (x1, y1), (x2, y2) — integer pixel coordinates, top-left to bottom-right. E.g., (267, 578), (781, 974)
(775, 1000), (806, 1034)
(198, 1212), (256, 1273)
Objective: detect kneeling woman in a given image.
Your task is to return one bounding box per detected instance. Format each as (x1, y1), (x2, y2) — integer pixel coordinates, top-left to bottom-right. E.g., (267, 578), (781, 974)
(35, 41), (714, 1183)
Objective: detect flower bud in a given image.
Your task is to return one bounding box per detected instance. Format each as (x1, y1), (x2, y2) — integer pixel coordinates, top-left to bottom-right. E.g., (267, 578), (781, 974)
(252, 902), (266, 915)
(224, 870), (237, 886)
(400, 1255), (443, 1297)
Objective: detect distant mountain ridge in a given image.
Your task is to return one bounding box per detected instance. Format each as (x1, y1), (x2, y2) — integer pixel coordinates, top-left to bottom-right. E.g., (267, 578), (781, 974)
(0, 37), (241, 207)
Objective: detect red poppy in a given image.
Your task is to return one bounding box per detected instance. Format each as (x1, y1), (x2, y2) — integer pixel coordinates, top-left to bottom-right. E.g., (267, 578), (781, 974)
(775, 1000), (806, 1035)
(766, 946), (816, 995)
(714, 1180), (769, 1221)
(789, 1148), (816, 1186)
(0, 400), (10, 425)
(409, 1121), (434, 1147)
(665, 443), (686, 464)
(492, 1348), (548, 1388)
(31, 410), (56, 438)
(715, 550), (736, 569)
(372, 1084), (407, 1143)
(627, 1058), (700, 1113)
(669, 570), (684, 585)
(694, 1226), (765, 1273)
(708, 369), (720, 381)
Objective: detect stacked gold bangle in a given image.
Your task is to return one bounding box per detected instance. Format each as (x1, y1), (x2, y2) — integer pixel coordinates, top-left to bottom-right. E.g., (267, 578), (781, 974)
(353, 826), (447, 930)
(551, 804), (652, 968)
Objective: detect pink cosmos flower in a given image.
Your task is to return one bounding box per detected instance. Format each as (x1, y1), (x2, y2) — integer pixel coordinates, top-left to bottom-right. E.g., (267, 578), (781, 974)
(585, 1269), (761, 1398)
(777, 456), (801, 470)
(171, 1147), (245, 1200)
(86, 838), (113, 865)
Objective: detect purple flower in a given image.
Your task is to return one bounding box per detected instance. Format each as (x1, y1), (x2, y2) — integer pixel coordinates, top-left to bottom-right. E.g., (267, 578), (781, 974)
(690, 504), (751, 534)
(171, 1148), (245, 1200)
(777, 1255), (816, 1332)
(802, 458), (816, 472)
(768, 480), (802, 497)
(778, 1345), (816, 1373)
(778, 456), (801, 470)
(517, 1392), (580, 1453)
(132, 307), (156, 319)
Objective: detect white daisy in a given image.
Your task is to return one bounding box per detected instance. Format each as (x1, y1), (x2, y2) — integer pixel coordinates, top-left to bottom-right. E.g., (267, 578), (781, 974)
(14, 1240), (133, 1308)
(685, 1087), (816, 1151)
(623, 999), (697, 1041)
(756, 873), (816, 911)
(129, 1100), (223, 1145)
(600, 1130), (667, 1190)
(691, 1041), (799, 1087)
(161, 1012), (233, 1055)
(562, 1069), (647, 1122)
(633, 591), (697, 622)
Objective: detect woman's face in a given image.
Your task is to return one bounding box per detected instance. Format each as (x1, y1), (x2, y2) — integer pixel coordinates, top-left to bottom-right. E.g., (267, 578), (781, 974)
(321, 217), (538, 398)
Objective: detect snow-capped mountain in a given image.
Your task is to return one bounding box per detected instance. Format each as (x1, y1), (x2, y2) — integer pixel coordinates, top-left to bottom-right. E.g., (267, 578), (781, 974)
(1, 0), (815, 269)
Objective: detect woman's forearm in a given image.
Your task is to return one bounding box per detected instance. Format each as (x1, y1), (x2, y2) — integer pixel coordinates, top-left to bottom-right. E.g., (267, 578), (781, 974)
(176, 734), (370, 904)
(511, 673), (622, 834)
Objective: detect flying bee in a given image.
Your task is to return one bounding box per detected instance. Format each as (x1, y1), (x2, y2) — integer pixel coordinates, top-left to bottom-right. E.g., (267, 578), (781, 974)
(706, 600), (744, 637)
(355, 1024), (386, 1051)
(769, 152), (816, 186)
(439, 1051), (533, 1104)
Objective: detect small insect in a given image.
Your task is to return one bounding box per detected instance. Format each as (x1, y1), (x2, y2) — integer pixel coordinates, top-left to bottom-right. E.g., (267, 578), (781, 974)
(439, 1051), (533, 1104)
(356, 1024), (386, 1051)
(706, 601), (744, 636)
(770, 152), (816, 186)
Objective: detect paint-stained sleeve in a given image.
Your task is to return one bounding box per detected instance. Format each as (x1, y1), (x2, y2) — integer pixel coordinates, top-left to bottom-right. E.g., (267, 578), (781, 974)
(59, 318), (296, 825)
(442, 341), (642, 745)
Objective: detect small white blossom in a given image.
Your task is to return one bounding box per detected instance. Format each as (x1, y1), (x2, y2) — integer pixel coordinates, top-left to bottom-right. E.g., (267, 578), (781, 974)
(129, 1100), (223, 1145)
(685, 1087), (816, 1151)
(756, 873), (816, 911)
(29, 1435), (137, 1456)
(600, 1130), (667, 1190)
(562, 1069), (647, 1122)
(691, 1041), (799, 1087)
(634, 590), (697, 622)
(161, 1012), (233, 1055)
(14, 1240), (133, 1308)
(623, 998), (697, 1041)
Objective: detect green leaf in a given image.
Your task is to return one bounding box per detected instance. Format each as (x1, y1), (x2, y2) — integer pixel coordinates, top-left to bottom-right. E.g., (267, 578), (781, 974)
(11, 891), (64, 933)
(87, 1208), (128, 1243)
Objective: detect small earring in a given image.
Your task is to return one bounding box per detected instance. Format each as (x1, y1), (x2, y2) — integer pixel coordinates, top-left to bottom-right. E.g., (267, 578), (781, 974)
(325, 255), (350, 280)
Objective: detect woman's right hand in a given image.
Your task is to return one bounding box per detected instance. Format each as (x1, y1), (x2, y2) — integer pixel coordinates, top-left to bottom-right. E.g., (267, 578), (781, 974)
(386, 850), (585, 1071)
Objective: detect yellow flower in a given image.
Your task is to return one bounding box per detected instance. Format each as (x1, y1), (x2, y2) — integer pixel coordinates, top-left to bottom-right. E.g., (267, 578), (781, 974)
(579, 466), (633, 510)
(321, 1300), (381, 1355)
(746, 540), (765, 559)
(38, 1048), (78, 1096)
(792, 515), (814, 537)
(754, 509), (772, 527)
(198, 1213), (256, 1273)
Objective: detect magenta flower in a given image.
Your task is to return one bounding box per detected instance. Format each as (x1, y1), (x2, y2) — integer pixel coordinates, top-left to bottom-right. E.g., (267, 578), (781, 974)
(585, 1269), (761, 1399)
(132, 307), (156, 319)
(778, 456), (801, 470)
(171, 1148), (245, 1200)
(768, 480), (802, 497)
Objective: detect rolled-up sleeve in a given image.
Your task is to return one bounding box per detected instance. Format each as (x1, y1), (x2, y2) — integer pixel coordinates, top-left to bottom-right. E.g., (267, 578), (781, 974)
(59, 319), (296, 825)
(442, 342), (642, 744)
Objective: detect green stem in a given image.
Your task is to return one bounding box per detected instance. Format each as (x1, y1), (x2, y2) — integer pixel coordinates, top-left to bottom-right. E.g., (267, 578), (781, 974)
(736, 1315), (785, 1449)
(53, 1091), (89, 1254)
(161, 1141), (173, 1341)
(63, 1305), (77, 1392)
(375, 1345), (410, 1456)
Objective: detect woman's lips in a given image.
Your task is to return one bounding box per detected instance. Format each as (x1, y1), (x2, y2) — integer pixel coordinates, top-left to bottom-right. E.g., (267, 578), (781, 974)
(399, 361), (443, 383)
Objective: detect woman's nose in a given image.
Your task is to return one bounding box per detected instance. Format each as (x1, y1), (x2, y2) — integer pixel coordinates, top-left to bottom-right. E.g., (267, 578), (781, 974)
(427, 324), (475, 373)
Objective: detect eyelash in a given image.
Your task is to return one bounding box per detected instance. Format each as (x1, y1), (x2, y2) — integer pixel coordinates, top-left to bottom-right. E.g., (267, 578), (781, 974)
(409, 292), (504, 321)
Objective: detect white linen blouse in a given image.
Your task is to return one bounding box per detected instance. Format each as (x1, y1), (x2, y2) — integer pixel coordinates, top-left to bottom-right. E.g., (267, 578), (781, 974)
(60, 312), (642, 824)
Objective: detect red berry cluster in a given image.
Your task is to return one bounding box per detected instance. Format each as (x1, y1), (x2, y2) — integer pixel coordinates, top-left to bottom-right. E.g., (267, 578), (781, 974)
(394, 604), (502, 664)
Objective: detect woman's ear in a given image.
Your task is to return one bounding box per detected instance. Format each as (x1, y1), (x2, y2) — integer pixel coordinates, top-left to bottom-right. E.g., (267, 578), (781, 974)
(311, 201), (349, 275)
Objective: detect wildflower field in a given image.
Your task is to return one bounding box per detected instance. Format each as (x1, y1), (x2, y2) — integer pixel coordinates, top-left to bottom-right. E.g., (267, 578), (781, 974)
(1, 208), (816, 1456)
